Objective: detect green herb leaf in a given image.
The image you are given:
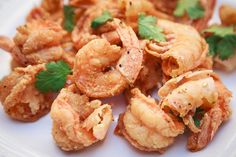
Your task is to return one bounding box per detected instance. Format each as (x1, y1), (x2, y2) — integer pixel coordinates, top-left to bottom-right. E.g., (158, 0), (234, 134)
(203, 25), (234, 37)
(63, 5), (75, 32)
(193, 108), (205, 128)
(138, 14), (166, 42)
(174, 0), (205, 20)
(35, 61), (72, 93)
(217, 34), (236, 60)
(204, 25), (236, 60)
(91, 11), (113, 29)
(205, 35), (221, 56)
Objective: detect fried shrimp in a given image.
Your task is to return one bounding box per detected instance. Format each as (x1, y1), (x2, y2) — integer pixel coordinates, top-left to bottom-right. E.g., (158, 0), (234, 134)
(50, 84), (113, 151)
(0, 20), (66, 66)
(148, 0), (216, 31)
(0, 64), (54, 121)
(187, 77), (232, 151)
(27, 0), (63, 23)
(115, 88), (184, 152)
(158, 70), (232, 150)
(73, 39), (127, 98)
(73, 19), (143, 98)
(119, 0), (173, 30)
(145, 19), (208, 77)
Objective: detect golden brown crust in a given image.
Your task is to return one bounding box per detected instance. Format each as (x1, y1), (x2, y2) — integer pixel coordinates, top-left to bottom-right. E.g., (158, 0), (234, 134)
(0, 64), (54, 122)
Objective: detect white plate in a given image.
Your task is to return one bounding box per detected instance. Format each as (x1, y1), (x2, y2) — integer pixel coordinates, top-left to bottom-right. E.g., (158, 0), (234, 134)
(0, 0), (236, 157)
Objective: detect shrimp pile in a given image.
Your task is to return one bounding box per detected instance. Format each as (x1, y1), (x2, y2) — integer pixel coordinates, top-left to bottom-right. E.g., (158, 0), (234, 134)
(0, 0), (233, 154)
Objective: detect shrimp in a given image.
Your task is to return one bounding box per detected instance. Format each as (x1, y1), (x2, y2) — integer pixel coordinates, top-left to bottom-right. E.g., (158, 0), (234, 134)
(50, 84), (113, 151)
(73, 39), (127, 98)
(0, 20), (66, 66)
(187, 78), (232, 151)
(14, 20), (66, 54)
(71, 0), (170, 49)
(145, 19), (208, 77)
(119, 0), (173, 31)
(158, 70), (232, 134)
(148, 0), (216, 31)
(27, 0), (63, 23)
(71, 0), (121, 49)
(0, 64), (55, 122)
(73, 19), (143, 98)
(115, 88), (184, 152)
(219, 5), (236, 26)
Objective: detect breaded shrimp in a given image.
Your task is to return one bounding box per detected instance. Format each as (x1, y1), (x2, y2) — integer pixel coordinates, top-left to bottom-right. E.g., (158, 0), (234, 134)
(115, 88), (184, 152)
(159, 71), (218, 131)
(73, 19), (143, 98)
(50, 84), (112, 151)
(27, 0), (63, 23)
(145, 19), (208, 77)
(187, 77), (232, 151)
(0, 20), (66, 66)
(148, 0), (216, 31)
(73, 39), (127, 98)
(0, 64), (55, 122)
(14, 20), (66, 54)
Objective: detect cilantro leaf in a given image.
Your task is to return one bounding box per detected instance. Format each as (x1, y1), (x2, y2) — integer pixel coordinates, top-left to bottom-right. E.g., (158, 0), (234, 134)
(138, 14), (166, 42)
(203, 25), (234, 37)
(204, 26), (236, 60)
(205, 35), (221, 56)
(217, 34), (236, 60)
(193, 108), (205, 128)
(63, 5), (76, 32)
(35, 61), (72, 93)
(174, 0), (205, 20)
(91, 11), (113, 29)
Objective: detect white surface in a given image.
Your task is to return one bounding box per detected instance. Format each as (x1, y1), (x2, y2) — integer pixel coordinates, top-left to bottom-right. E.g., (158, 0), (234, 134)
(0, 0), (236, 157)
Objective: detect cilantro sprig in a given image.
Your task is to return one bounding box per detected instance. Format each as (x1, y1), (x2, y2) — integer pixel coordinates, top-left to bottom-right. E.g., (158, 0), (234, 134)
(138, 14), (166, 42)
(35, 61), (72, 93)
(193, 108), (205, 127)
(174, 0), (205, 20)
(203, 25), (236, 60)
(91, 11), (113, 29)
(63, 5), (75, 32)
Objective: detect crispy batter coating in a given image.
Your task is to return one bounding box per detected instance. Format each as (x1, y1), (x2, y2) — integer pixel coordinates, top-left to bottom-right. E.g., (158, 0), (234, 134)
(145, 19), (208, 77)
(50, 85), (113, 151)
(0, 64), (55, 121)
(116, 88), (184, 152)
(158, 70), (232, 151)
(148, 0), (216, 31)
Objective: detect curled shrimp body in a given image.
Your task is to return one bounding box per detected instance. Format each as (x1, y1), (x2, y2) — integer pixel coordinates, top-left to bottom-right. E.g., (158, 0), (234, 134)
(145, 19), (208, 77)
(115, 88), (184, 152)
(158, 70), (218, 132)
(0, 64), (55, 121)
(73, 20), (143, 98)
(73, 39), (127, 98)
(50, 85), (113, 151)
(158, 70), (232, 151)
